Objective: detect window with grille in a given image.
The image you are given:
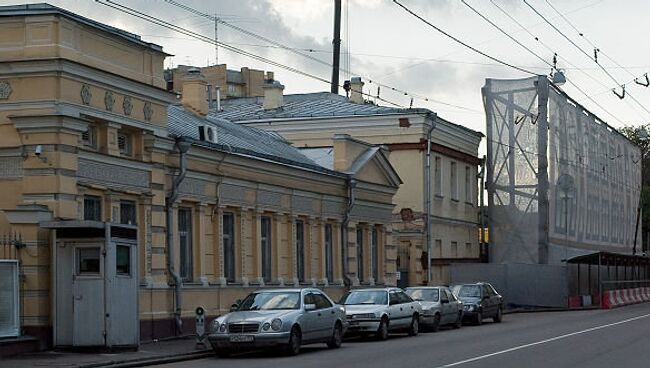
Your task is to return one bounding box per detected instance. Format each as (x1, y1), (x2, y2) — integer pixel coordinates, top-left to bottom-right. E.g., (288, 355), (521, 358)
(0, 261), (19, 337)
(325, 224), (333, 282)
(120, 200), (137, 225)
(82, 125), (97, 148)
(223, 213), (236, 282)
(356, 227), (364, 282)
(117, 131), (131, 156)
(295, 220), (305, 282)
(261, 216), (272, 283)
(84, 195), (102, 221)
(178, 208), (193, 282)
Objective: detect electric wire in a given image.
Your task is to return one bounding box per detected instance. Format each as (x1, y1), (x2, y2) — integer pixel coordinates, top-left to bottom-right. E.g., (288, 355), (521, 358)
(162, 0), (482, 113)
(523, 0), (650, 117)
(94, 0), (404, 108)
(392, 0), (537, 75)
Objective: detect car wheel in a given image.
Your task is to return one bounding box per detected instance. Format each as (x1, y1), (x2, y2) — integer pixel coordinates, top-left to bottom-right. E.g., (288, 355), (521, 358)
(376, 317), (389, 341)
(493, 306), (503, 323)
(327, 322), (343, 349)
(408, 314), (419, 336)
(453, 312), (462, 329)
(431, 313), (441, 332)
(285, 326), (302, 356)
(213, 347), (231, 358)
(475, 311), (483, 326)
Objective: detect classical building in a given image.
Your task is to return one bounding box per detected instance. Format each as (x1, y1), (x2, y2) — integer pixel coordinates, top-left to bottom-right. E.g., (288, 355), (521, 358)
(165, 64), (274, 99)
(211, 78), (484, 287)
(0, 4), (400, 353)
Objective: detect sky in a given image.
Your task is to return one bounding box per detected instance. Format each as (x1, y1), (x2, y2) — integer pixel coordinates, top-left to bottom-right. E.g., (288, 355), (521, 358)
(5, 0), (650, 140)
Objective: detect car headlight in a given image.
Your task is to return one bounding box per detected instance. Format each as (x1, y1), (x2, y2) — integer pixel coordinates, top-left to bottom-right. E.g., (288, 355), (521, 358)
(271, 318), (282, 331)
(262, 322), (271, 331)
(211, 319), (221, 333)
(219, 323), (227, 333)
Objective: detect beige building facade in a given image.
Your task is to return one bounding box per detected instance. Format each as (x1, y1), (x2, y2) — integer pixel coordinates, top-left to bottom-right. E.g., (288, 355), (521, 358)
(214, 82), (484, 287)
(166, 64), (274, 99)
(0, 4), (400, 352)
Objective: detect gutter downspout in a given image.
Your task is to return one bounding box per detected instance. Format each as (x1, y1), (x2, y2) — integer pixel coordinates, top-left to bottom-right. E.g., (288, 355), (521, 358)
(166, 138), (191, 334)
(342, 177), (356, 288)
(425, 113), (436, 285)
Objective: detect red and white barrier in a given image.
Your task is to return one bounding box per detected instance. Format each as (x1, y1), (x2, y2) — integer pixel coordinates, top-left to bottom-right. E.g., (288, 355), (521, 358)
(601, 287), (650, 309)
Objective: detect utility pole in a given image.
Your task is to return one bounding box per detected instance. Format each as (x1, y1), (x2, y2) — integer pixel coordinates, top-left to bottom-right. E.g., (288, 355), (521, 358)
(331, 0), (342, 94)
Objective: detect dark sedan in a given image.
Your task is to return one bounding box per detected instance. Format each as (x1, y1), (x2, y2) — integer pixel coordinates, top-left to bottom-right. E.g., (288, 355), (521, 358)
(451, 283), (503, 325)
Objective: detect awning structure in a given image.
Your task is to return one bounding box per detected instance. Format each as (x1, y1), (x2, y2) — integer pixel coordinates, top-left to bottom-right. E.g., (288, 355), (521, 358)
(566, 252), (650, 267)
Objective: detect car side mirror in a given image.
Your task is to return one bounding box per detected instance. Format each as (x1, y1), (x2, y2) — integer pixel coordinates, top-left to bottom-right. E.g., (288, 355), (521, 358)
(304, 303), (317, 311)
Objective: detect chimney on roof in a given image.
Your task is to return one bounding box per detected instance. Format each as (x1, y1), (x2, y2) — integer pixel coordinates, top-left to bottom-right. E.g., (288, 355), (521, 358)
(349, 76), (364, 104)
(181, 67), (209, 116)
(263, 80), (284, 110)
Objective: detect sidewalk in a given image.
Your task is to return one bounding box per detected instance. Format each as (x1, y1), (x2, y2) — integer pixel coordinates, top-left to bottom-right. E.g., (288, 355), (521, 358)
(2, 337), (213, 368)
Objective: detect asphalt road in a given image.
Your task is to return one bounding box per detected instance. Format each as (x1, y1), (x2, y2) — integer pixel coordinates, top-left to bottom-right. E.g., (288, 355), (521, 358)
(160, 303), (650, 368)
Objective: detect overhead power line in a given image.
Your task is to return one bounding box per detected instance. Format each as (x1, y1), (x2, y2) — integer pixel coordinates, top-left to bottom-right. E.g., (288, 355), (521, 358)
(523, 0), (650, 117)
(162, 0), (481, 113)
(392, 0), (536, 76)
(461, 0), (627, 126)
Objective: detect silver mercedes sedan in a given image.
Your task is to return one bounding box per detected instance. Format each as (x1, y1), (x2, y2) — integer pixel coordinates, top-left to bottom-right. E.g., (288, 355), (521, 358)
(208, 288), (347, 357)
(405, 286), (463, 331)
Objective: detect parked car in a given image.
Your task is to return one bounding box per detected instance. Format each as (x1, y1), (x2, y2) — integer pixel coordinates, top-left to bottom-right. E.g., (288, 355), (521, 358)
(405, 286), (463, 331)
(451, 282), (503, 325)
(208, 288), (347, 357)
(339, 287), (422, 340)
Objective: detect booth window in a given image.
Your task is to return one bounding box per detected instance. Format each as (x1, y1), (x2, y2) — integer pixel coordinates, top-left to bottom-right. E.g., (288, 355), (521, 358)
(76, 248), (101, 275)
(83, 196), (102, 221)
(116, 245), (130, 276)
(120, 200), (137, 225)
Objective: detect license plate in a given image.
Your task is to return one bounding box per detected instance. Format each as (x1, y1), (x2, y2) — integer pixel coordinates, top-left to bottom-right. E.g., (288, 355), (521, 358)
(229, 335), (254, 343)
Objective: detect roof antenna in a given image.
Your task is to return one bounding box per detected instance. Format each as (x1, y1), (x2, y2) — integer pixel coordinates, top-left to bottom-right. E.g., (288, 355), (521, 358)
(612, 85), (626, 99)
(634, 73), (650, 87)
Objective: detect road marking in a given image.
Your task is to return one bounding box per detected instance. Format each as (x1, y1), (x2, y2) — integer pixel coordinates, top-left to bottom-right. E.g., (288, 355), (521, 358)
(435, 312), (650, 367)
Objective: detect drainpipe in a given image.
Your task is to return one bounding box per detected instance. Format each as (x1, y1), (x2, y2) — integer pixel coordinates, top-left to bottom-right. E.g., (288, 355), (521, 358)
(166, 138), (191, 334)
(342, 177), (356, 288)
(425, 113), (436, 285)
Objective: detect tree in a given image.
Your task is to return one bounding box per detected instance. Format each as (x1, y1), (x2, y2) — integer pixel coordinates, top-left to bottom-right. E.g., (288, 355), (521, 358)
(619, 124), (650, 253)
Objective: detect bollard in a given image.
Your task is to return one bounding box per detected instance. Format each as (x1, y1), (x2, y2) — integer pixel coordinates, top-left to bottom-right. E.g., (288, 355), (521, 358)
(195, 306), (206, 347)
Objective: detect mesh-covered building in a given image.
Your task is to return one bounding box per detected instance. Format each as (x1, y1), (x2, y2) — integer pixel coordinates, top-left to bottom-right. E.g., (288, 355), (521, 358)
(483, 76), (641, 265)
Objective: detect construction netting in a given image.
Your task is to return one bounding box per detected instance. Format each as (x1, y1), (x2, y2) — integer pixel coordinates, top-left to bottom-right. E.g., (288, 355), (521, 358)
(483, 76), (641, 265)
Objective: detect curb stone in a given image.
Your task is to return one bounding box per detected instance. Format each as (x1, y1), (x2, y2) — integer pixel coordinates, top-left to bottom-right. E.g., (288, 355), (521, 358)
(78, 350), (214, 368)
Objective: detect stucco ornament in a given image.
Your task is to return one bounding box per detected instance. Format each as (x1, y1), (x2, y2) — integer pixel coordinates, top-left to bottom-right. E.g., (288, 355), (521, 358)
(104, 91), (115, 111)
(143, 101), (153, 121)
(0, 81), (12, 100)
(123, 96), (133, 116)
(80, 84), (92, 105)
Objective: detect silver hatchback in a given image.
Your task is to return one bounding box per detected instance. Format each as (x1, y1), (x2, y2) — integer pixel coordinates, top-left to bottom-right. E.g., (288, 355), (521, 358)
(208, 288), (347, 357)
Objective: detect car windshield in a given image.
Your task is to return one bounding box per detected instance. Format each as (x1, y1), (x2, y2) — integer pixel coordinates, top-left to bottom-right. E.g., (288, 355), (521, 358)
(238, 292), (301, 311)
(340, 290), (388, 305)
(405, 288), (439, 302)
(456, 285), (481, 298)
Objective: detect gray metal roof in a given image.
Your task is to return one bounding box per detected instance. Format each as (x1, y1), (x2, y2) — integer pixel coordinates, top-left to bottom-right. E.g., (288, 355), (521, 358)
(0, 3), (166, 53)
(211, 92), (483, 137)
(167, 105), (341, 175)
(300, 148), (334, 170)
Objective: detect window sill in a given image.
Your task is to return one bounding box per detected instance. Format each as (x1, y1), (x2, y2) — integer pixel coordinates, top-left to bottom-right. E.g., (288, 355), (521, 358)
(451, 198), (460, 203)
(434, 195), (444, 200)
